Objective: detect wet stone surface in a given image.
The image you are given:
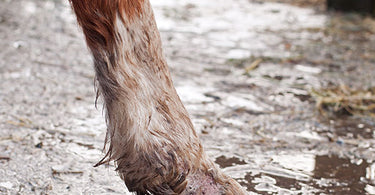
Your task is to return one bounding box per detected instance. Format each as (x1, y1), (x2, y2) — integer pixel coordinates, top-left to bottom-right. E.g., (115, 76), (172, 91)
(1, 0), (375, 194)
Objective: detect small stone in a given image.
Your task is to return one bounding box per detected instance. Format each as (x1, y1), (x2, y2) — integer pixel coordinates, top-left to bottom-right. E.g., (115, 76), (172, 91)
(336, 139), (344, 145)
(35, 142), (43, 148)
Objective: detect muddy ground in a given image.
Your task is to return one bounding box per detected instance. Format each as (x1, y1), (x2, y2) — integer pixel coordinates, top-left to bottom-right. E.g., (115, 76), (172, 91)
(0, 0), (374, 194)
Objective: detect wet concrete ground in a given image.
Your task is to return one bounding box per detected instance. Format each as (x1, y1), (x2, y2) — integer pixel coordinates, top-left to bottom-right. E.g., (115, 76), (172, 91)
(0, 0), (374, 194)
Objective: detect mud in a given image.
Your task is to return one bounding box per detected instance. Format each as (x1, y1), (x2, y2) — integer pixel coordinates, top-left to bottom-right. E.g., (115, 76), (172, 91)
(0, 0), (374, 194)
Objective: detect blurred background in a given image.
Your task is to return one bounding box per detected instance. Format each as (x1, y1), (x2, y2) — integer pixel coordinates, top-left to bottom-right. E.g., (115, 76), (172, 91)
(0, 0), (374, 194)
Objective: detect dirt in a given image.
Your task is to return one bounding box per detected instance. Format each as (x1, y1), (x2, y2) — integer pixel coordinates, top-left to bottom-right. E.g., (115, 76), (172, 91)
(0, 0), (374, 194)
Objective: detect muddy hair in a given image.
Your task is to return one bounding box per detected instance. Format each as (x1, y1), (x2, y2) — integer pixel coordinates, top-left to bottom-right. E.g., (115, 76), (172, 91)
(69, 0), (246, 194)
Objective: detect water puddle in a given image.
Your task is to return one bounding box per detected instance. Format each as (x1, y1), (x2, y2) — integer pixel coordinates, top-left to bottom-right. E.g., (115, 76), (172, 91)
(312, 155), (371, 194)
(215, 155), (247, 168)
(217, 154), (375, 194)
(329, 118), (375, 139)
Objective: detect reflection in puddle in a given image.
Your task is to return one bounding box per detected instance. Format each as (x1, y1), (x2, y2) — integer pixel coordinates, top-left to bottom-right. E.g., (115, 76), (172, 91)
(239, 172), (317, 194)
(215, 155), (247, 168)
(313, 155), (370, 194)
(329, 117), (375, 139)
(230, 154), (374, 194)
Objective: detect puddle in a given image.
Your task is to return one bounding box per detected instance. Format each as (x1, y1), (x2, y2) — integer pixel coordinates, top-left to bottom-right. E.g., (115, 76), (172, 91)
(215, 155), (247, 168)
(312, 154), (370, 194)
(319, 117), (375, 139)
(332, 119), (374, 139)
(239, 172), (309, 194)
(229, 154), (374, 194)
